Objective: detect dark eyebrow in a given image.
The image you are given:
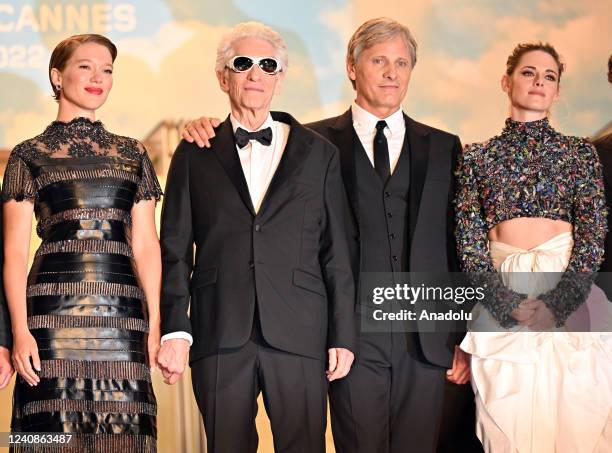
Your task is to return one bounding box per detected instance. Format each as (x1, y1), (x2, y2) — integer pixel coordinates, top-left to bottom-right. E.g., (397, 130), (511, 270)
(521, 65), (558, 76)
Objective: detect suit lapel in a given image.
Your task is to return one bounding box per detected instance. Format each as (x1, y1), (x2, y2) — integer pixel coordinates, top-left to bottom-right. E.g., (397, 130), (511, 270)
(211, 116), (256, 215)
(257, 111), (311, 215)
(329, 109), (359, 224)
(597, 137), (612, 188)
(406, 114), (431, 244)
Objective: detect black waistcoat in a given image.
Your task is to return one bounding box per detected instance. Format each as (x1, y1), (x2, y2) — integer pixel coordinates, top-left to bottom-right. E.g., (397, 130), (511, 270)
(355, 132), (411, 275)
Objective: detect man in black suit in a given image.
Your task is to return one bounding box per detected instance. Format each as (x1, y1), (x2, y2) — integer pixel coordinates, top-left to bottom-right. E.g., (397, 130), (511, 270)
(0, 200), (15, 389)
(182, 17), (478, 453)
(594, 54), (612, 298)
(306, 19), (474, 453)
(156, 22), (356, 453)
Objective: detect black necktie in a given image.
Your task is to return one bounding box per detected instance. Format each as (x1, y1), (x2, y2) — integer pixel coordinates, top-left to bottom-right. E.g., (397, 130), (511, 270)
(374, 120), (390, 182)
(235, 127), (273, 148)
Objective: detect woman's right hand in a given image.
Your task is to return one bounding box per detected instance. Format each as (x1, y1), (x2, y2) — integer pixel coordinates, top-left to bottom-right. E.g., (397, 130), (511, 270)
(12, 329), (41, 386)
(181, 117), (221, 148)
(511, 299), (539, 323)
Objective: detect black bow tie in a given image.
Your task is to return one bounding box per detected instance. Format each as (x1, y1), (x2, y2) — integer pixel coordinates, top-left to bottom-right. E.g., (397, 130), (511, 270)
(234, 127), (273, 148)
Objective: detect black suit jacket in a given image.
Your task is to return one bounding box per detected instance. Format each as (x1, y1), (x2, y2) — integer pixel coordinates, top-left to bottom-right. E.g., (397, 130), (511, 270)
(594, 133), (612, 296)
(0, 197), (11, 348)
(308, 109), (462, 367)
(160, 111), (356, 363)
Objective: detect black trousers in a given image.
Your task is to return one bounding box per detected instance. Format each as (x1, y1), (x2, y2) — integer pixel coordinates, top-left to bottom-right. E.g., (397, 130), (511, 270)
(329, 330), (447, 453)
(190, 320), (328, 453)
(437, 380), (484, 453)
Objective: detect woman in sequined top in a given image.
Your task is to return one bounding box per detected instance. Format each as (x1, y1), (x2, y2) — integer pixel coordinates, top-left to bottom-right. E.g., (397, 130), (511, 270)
(456, 43), (612, 452)
(2, 34), (161, 451)
(456, 50), (607, 330)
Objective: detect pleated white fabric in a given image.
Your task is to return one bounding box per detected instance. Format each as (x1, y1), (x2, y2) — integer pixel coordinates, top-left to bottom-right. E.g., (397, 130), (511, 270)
(461, 232), (612, 453)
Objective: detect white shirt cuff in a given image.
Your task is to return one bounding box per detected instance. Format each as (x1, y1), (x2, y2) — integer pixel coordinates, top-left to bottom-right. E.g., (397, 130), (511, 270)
(161, 331), (193, 346)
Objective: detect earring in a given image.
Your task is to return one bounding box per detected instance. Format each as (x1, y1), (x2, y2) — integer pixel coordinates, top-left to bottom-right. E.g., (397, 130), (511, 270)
(56, 85), (61, 91)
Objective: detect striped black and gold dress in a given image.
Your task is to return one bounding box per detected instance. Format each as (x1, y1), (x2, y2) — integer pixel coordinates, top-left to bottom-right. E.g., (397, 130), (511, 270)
(2, 117), (161, 452)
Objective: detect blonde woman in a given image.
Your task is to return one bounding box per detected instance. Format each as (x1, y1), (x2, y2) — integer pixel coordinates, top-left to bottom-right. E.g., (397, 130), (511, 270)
(4, 34), (161, 451)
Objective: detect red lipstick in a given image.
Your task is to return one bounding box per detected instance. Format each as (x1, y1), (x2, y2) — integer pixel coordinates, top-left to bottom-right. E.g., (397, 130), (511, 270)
(85, 87), (103, 95)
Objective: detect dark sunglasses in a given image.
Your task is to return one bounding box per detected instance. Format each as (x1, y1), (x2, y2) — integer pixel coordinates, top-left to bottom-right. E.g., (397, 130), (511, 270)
(226, 55), (282, 75)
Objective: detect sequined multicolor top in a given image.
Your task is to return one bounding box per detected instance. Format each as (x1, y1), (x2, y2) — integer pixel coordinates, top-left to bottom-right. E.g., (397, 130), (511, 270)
(455, 117), (607, 327)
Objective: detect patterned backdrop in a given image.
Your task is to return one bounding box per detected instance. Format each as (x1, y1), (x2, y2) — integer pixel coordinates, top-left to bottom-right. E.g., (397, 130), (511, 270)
(0, 1), (610, 451)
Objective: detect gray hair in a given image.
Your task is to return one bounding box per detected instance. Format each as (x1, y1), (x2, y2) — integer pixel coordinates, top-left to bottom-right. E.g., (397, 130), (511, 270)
(215, 22), (288, 73)
(347, 17), (418, 88)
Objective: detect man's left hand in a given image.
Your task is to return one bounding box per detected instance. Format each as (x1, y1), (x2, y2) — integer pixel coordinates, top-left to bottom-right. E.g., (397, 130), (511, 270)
(327, 348), (355, 381)
(0, 346), (14, 389)
(157, 339), (190, 385)
(446, 345), (470, 385)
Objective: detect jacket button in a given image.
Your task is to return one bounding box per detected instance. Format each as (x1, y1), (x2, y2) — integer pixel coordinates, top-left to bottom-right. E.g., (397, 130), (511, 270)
(385, 191), (391, 198)
(254, 224), (261, 232)
(249, 261), (254, 268)
(389, 233), (395, 239)
(387, 212), (393, 218)
(392, 255), (398, 261)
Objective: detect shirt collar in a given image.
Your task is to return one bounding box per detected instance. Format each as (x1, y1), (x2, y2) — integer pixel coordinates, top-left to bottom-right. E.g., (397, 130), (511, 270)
(351, 102), (404, 134)
(230, 113), (274, 133)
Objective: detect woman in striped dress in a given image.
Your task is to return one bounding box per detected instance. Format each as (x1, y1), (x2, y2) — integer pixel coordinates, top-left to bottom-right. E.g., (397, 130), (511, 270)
(3, 34), (161, 452)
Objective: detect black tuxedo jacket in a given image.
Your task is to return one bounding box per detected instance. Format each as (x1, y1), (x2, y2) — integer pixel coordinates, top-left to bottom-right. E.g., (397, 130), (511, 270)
(0, 200), (10, 348)
(308, 109), (462, 367)
(595, 133), (612, 270)
(594, 133), (612, 297)
(160, 111), (356, 363)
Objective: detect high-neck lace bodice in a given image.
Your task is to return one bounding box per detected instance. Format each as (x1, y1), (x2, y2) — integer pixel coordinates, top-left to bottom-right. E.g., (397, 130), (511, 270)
(2, 117), (162, 237)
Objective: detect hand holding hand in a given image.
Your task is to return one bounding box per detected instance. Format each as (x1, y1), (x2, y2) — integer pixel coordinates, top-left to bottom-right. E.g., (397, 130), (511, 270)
(147, 322), (161, 372)
(521, 301), (556, 331)
(157, 338), (190, 385)
(511, 298), (540, 323)
(0, 346), (14, 389)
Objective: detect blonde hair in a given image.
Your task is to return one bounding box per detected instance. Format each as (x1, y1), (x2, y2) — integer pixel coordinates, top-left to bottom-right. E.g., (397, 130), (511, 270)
(347, 17), (417, 89)
(49, 34), (117, 101)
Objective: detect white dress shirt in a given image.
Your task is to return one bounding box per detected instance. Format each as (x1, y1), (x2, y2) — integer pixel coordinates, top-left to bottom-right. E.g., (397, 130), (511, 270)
(231, 113), (290, 213)
(161, 113), (291, 346)
(351, 102), (406, 174)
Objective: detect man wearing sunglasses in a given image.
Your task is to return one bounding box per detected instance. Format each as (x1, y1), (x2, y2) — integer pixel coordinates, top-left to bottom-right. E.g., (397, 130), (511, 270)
(157, 21), (356, 453)
(182, 17), (479, 453)
(228, 55), (283, 75)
